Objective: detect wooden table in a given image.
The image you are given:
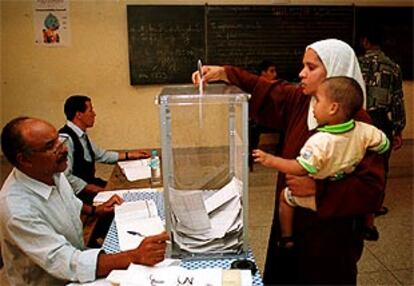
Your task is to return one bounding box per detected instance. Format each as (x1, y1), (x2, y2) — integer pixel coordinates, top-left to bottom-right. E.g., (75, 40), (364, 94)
(106, 164), (155, 190)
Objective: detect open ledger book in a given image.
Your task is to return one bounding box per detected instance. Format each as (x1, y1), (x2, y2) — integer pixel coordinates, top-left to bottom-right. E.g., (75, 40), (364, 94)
(115, 200), (165, 251)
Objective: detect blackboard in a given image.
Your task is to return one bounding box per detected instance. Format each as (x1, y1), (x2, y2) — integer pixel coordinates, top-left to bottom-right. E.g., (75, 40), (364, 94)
(206, 6), (353, 81)
(127, 6), (205, 84)
(127, 5), (413, 84)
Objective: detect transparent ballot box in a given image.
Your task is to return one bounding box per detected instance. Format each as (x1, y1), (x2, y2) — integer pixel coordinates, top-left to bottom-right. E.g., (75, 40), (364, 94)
(156, 84), (250, 259)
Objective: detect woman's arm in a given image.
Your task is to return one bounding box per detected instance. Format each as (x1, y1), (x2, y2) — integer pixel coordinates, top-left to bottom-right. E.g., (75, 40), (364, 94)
(287, 151), (385, 219)
(316, 151), (385, 219)
(194, 65), (303, 132)
(224, 66), (301, 131)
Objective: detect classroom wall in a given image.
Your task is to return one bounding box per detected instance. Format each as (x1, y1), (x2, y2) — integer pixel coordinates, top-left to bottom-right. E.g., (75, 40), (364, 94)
(1, 1), (413, 152)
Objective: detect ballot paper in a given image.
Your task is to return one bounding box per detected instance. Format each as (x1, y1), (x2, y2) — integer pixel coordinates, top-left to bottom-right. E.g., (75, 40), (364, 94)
(168, 189), (211, 232)
(105, 264), (252, 286)
(115, 200), (164, 251)
(117, 158), (151, 181)
(204, 178), (241, 213)
(168, 177), (244, 254)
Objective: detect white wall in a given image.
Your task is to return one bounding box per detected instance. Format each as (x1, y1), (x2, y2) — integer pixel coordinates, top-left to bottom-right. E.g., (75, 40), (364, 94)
(1, 1), (413, 153)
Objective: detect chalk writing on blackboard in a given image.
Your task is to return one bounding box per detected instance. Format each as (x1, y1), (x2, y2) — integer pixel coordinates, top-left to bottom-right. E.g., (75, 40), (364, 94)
(127, 6), (205, 84)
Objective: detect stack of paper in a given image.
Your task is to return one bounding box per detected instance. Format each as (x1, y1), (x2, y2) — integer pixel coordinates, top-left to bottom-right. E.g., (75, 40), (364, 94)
(169, 177), (244, 253)
(115, 200), (165, 251)
(117, 158), (151, 181)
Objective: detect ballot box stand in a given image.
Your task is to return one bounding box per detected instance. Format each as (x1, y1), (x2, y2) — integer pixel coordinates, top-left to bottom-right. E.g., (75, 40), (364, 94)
(156, 84), (250, 260)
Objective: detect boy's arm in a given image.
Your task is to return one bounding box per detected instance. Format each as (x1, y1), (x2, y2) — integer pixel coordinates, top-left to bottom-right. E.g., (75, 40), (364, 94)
(252, 149), (307, 175)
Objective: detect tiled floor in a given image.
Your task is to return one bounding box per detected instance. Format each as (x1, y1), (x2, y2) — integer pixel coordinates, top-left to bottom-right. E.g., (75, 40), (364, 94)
(248, 141), (413, 285)
(357, 143), (413, 285)
(0, 141), (412, 285)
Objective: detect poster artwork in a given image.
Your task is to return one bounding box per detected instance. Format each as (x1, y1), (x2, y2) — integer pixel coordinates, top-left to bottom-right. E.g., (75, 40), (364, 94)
(33, 0), (70, 47)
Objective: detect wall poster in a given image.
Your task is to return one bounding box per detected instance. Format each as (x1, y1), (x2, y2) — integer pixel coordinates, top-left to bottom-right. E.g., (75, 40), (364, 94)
(33, 0), (70, 47)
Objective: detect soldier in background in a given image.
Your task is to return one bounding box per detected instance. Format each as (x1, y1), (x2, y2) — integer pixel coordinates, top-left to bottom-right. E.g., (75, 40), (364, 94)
(359, 26), (406, 240)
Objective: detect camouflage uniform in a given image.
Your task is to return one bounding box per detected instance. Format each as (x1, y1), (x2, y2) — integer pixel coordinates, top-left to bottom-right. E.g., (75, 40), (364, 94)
(359, 49), (406, 172)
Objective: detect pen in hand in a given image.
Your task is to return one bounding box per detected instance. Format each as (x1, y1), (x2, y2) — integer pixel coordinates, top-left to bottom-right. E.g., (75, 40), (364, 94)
(127, 230), (144, 237)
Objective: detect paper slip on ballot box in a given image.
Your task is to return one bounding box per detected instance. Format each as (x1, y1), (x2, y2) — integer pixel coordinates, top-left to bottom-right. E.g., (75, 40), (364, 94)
(156, 84), (250, 260)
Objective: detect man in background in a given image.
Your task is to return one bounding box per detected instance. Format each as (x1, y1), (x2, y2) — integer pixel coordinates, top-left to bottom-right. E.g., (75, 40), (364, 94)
(0, 117), (168, 285)
(359, 26), (406, 240)
(258, 59), (278, 81)
(60, 95), (149, 204)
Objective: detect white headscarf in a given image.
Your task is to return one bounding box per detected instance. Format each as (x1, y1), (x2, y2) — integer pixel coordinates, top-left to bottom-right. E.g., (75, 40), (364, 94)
(305, 39), (366, 130)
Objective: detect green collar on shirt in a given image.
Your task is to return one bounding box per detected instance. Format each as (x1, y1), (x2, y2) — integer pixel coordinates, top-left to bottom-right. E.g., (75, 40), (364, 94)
(317, 119), (355, 134)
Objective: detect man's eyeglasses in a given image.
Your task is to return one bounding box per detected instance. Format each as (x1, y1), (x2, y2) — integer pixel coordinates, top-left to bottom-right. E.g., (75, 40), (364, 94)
(26, 136), (68, 155)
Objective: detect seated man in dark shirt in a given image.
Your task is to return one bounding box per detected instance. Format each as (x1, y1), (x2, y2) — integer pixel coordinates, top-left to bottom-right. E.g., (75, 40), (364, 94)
(60, 95), (149, 203)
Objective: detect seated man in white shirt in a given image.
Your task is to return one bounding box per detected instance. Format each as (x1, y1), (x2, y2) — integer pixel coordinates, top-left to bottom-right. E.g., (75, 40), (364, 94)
(59, 95), (149, 204)
(0, 117), (168, 285)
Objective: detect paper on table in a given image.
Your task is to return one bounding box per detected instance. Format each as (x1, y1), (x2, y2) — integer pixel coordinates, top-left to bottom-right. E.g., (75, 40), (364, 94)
(106, 264), (252, 286)
(117, 216), (165, 251)
(66, 279), (112, 286)
(125, 265), (222, 286)
(115, 200), (163, 251)
(105, 270), (126, 285)
(92, 188), (154, 206)
(117, 159), (151, 181)
(223, 269), (253, 286)
(115, 200), (158, 221)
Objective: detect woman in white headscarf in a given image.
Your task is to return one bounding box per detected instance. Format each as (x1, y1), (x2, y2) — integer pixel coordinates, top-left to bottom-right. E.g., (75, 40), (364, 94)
(192, 39), (385, 285)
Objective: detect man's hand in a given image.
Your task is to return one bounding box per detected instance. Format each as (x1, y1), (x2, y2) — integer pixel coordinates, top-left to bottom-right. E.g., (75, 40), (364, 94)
(286, 174), (316, 197)
(96, 194), (124, 216)
(130, 231), (170, 266)
(96, 231), (170, 277)
(83, 183), (105, 195)
(129, 150), (151, 160)
(121, 150), (151, 160)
